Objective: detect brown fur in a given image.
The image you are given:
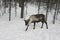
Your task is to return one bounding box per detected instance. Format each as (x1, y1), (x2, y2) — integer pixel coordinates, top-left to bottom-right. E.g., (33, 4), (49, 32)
(24, 14), (48, 31)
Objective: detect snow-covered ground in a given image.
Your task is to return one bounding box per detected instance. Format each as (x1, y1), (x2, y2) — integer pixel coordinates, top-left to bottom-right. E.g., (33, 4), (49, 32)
(0, 3), (60, 40)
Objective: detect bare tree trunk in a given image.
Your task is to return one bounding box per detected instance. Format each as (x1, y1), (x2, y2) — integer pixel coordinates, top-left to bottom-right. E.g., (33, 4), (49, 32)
(53, 4), (57, 24)
(38, 0), (40, 14)
(56, 0), (59, 15)
(53, 0), (59, 24)
(9, 0), (11, 21)
(57, 8), (59, 15)
(26, 2), (27, 15)
(46, 0), (50, 21)
(0, 0), (2, 16)
(21, 4), (24, 18)
(46, 5), (49, 21)
(15, 0), (17, 17)
(20, 0), (24, 18)
(49, 0), (52, 11)
(53, 10), (56, 24)
(2, 0), (6, 16)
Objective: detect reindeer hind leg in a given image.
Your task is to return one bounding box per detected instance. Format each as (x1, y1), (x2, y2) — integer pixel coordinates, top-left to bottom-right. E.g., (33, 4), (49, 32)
(41, 21), (44, 28)
(44, 21), (48, 29)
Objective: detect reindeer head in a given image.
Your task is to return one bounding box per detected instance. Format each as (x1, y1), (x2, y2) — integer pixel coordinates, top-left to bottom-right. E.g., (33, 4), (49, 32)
(24, 20), (29, 25)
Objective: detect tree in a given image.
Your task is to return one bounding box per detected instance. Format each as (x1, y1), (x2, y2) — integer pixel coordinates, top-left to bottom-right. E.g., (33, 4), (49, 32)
(2, 0), (6, 16)
(53, 0), (58, 24)
(20, 0), (25, 18)
(38, 0), (41, 14)
(9, 0), (11, 21)
(25, 0), (28, 15)
(15, 0), (17, 17)
(0, 0), (2, 16)
(46, 0), (50, 21)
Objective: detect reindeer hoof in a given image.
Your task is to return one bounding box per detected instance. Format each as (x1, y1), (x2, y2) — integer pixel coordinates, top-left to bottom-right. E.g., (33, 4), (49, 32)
(25, 30), (27, 31)
(33, 28), (35, 29)
(46, 27), (48, 29)
(41, 27), (43, 28)
(25, 29), (27, 31)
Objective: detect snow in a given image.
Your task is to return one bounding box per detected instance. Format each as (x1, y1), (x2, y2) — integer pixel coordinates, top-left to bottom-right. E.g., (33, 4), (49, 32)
(0, 3), (60, 40)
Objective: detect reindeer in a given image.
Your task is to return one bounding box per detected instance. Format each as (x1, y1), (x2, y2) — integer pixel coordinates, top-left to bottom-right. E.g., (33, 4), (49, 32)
(24, 14), (48, 31)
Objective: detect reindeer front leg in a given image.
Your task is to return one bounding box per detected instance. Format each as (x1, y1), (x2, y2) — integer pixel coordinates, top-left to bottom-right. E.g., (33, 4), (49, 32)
(25, 19), (32, 31)
(41, 21), (44, 28)
(33, 22), (35, 29)
(25, 25), (29, 31)
(44, 21), (48, 29)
